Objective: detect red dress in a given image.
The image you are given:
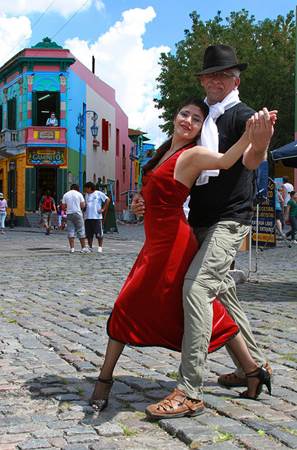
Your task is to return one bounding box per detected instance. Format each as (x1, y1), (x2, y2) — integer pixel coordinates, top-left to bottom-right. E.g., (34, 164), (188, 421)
(107, 147), (239, 352)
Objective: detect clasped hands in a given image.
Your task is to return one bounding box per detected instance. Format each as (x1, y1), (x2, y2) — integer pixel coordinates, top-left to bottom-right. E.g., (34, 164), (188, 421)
(246, 107), (277, 152)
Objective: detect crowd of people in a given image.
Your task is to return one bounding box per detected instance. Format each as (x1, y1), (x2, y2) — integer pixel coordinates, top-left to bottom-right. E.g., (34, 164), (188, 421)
(39, 182), (110, 253)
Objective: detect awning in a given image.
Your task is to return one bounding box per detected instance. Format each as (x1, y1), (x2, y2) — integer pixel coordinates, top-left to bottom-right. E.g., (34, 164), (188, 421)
(270, 140), (297, 168)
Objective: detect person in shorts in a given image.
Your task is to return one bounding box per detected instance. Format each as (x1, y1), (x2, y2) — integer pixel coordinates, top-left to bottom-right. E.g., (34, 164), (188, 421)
(62, 184), (90, 253)
(84, 181), (110, 253)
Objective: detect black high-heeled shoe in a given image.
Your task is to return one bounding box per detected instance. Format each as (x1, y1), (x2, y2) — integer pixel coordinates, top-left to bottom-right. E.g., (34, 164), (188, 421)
(239, 366), (272, 399)
(89, 377), (114, 411)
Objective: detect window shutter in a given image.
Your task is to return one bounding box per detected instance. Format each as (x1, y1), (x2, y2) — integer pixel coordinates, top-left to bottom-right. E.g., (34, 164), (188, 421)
(102, 118), (109, 151)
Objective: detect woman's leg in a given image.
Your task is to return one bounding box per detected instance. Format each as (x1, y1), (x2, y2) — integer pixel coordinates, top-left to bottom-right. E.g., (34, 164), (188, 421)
(228, 332), (266, 397)
(100, 338), (125, 379)
(90, 338), (125, 407)
(0, 213), (5, 230)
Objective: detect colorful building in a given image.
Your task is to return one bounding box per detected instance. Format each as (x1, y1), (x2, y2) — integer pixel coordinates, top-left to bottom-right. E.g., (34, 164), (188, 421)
(0, 37), (131, 224)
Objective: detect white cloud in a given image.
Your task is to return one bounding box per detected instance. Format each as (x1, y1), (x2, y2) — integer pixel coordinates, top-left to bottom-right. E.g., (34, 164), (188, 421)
(95, 0), (104, 12)
(0, 15), (32, 66)
(65, 7), (170, 146)
(1, 0), (96, 18)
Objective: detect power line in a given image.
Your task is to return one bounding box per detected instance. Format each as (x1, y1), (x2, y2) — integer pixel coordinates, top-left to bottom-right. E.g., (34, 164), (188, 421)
(50, 0), (90, 40)
(31, 0), (57, 29)
(3, 0), (57, 61)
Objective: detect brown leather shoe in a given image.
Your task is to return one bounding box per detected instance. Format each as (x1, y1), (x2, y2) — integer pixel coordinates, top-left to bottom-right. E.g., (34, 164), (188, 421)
(218, 362), (272, 388)
(145, 388), (204, 420)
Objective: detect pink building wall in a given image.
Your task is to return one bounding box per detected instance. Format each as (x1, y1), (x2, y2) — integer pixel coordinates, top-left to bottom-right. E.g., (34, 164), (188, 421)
(71, 59), (133, 212)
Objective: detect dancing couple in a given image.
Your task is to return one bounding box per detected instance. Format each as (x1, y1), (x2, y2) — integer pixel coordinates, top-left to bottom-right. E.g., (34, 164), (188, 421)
(90, 45), (275, 419)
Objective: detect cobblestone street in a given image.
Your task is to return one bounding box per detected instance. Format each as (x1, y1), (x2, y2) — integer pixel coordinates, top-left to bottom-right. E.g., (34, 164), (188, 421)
(0, 225), (297, 450)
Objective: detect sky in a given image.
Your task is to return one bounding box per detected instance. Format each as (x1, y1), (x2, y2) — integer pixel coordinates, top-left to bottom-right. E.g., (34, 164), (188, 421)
(0, 0), (295, 145)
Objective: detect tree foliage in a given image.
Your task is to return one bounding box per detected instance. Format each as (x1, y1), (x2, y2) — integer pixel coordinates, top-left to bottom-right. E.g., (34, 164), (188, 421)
(155, 9), (295, 148)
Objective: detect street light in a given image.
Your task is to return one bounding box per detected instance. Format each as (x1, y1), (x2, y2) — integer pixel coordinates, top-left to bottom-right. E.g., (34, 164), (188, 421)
(75, 109), (98, 190)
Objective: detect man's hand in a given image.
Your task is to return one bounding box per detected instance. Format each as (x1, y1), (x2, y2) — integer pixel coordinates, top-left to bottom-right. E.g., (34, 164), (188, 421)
(131, 193), (145, 216)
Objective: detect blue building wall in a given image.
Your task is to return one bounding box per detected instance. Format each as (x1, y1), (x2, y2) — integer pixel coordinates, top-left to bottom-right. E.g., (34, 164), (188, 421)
(67, 69), (86, 155)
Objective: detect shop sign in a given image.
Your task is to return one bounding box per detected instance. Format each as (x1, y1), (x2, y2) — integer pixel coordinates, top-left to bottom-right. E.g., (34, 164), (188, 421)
(38, 130), (55, 139)
(27, 148), (66, 166)
(251, 178), (276, 247)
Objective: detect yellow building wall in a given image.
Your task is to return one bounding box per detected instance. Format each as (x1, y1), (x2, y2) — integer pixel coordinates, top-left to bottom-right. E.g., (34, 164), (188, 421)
(0, 159), (8, 198)
(0, 154), (26, 218)
(16, 154), (26, 217)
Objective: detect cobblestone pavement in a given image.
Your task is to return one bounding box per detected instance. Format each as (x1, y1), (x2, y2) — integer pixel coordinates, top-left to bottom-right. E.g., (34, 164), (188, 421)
(0, 225), (297, 450)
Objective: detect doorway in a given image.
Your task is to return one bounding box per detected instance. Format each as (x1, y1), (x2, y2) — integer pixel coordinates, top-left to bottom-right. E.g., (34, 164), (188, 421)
(36, 167), (57, 208)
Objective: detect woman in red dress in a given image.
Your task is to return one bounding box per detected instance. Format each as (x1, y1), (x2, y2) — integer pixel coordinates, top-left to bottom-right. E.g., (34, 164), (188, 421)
(90, 99), (275, 413)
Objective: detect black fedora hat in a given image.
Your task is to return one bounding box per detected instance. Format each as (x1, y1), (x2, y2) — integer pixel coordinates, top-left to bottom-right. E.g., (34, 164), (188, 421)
(197, 44), (247, 75)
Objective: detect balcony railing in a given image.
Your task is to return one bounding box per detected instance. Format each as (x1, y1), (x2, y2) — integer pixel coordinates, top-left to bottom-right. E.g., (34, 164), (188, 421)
(25, 126), (67, 146)
(0, 126), (67, 155)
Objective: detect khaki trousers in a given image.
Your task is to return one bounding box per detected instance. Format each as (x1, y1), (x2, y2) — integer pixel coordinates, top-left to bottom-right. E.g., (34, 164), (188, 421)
(177, 220), (266, 399)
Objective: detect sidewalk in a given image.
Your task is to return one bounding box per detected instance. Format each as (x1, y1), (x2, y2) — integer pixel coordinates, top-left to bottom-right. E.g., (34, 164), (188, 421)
(0, 228), (296, 449)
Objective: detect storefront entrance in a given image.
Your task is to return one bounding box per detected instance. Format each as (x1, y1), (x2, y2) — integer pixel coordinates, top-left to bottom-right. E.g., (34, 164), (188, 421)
(36, 167), (57, 207)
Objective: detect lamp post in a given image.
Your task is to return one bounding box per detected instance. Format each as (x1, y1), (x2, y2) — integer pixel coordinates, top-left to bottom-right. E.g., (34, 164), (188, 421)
(75, 109), (99, 190)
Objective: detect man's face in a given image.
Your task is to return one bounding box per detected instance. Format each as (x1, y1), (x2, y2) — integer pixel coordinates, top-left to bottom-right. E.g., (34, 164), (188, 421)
(199, 69), (240, 104)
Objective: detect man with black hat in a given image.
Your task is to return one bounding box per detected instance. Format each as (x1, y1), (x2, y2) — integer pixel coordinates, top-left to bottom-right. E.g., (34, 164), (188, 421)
(134, 45), (273, 419)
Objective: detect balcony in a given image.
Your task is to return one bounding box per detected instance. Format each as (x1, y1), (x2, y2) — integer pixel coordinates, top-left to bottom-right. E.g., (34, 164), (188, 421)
(0, 129), (22, 156)
(0, 126), (67, 157)
(25, 126), (67, 146)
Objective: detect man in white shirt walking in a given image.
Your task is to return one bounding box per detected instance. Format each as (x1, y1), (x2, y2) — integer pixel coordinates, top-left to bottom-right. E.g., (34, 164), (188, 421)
(84, 182), (110, 252)
(62, 184), (90, 253)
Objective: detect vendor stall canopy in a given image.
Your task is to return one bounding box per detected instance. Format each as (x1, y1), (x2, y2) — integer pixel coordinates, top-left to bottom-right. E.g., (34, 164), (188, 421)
(270, 141), (297, 168)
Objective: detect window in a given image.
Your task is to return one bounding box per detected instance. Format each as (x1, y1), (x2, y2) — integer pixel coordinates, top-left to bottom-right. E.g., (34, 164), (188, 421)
(102, 118), (109, 151)
(32, 91), (60, 126)
(116, 128), (119, 156)
(116, 179), (119, 202)
(7, 98), (17, 130)
(8, 162), (17, 208)
(0, 105), (3, 130)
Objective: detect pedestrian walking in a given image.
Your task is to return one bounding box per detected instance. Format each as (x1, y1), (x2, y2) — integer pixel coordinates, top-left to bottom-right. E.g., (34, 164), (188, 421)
(89, 97), (275, 414)
(0, 192), (8, 234)
(62, 184), (90, 253)
(57, 200), (67, 230)
(133, 45), (274, 418)
(275, 186), (285, 238)
(285, 191), (297, 243)
(39, 190), (56, 235)
(84, 182), (110, 253)
(283, 176), (294, 217)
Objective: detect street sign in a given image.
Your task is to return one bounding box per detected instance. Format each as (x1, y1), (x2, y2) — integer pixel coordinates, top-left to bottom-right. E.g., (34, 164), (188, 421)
(252, 178), (276, 247)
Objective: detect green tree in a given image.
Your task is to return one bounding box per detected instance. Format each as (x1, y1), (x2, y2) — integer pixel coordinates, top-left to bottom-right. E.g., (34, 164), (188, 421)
(155, 9), (295, 148)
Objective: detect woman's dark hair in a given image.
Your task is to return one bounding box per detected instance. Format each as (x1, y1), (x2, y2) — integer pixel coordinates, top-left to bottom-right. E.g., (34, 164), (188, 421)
(143, 98), (208, 174)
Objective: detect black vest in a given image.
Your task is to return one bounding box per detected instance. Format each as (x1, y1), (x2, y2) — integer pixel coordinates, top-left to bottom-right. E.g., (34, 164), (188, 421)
(188, 102), (256, 228)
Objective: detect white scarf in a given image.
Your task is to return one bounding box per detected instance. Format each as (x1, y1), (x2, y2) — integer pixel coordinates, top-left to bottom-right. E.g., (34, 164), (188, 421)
(196, 88), (241, 186)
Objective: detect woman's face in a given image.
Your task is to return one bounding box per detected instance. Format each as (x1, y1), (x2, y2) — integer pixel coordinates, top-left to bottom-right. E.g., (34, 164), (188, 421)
(173, 104), (205, 142)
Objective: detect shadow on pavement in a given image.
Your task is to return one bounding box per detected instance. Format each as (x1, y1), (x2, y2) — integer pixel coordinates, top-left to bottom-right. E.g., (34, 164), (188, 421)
(240, 280), (297, 302)
(23, 373), (177, 425)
